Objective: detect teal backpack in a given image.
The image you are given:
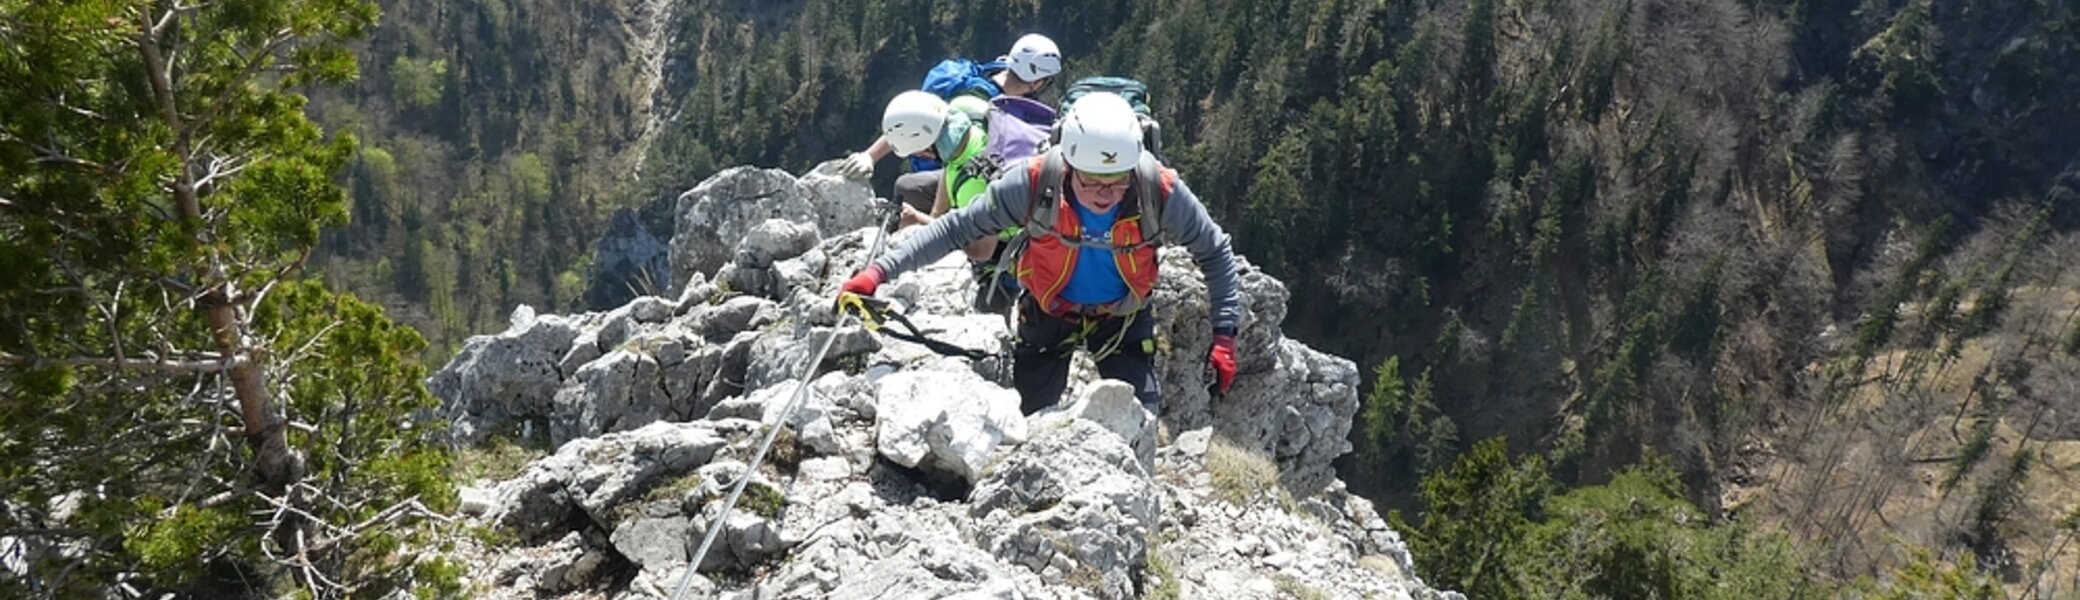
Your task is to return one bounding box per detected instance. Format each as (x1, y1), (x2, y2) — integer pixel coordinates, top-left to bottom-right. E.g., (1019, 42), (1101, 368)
(1061, 77), (1152, 116)
(1055, 77), (1163, 158)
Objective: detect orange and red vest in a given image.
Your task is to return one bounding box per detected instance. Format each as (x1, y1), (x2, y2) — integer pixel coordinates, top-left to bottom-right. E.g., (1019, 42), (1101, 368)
(1014, 158), (1175, 317)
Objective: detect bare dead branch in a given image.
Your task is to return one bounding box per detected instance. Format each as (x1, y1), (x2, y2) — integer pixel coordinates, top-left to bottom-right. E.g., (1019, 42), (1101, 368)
(240, 247), (311, 310)
(172, 400), (234, 508)
(1, 130), (116, 173)
(251, 491), (350, 540)
(294, 527), (344, 597)
(192, 154), (253, 192)
(0, 351), (248, 374)
(276, 322), (341, 375)
(0, 528), (93, 538)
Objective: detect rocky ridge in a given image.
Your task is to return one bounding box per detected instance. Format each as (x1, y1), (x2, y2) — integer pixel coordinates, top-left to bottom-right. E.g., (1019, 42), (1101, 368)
(431, 164), (1459, 599)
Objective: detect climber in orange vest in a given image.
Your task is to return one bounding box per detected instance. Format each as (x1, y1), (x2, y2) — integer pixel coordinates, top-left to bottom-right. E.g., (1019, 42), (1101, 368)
(837, 93), (1241, 416)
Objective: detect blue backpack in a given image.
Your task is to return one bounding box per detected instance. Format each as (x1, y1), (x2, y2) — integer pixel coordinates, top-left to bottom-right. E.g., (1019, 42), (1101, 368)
(920, 58), (1007, 101)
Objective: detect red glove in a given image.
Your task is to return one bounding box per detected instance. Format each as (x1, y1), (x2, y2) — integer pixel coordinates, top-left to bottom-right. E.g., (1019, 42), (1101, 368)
(840, 266), (885, 298)
(1209, 332), (1238, 393)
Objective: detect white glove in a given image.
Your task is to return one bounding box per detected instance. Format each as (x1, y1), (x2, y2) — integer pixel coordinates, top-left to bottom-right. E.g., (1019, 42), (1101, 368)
(837, 151), (875, 179)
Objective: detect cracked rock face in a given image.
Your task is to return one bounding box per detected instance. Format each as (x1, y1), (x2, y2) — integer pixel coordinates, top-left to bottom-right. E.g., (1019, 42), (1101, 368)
(968, 419), (1158, 599)
(434, 165), (1458, 600)
(429, 308), (583, 447)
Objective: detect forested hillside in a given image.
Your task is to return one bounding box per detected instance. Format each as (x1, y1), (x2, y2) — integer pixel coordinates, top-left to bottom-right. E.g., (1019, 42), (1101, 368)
(307, 0), (674, 357)
(309, 0), (2080, 595)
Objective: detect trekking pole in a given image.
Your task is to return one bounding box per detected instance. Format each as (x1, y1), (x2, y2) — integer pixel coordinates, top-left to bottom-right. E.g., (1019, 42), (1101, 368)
(669, 200), (901, 600)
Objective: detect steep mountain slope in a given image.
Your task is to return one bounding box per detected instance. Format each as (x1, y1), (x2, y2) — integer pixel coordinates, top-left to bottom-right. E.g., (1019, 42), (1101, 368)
(308, 0), (681, 356)
(430, 166), (1458, 598)
(312, 0), (2080, 593)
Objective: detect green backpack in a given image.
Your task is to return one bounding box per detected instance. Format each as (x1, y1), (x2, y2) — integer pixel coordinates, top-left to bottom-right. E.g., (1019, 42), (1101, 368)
(1056, 77), (1164, 159)
(1061, 77), (1152, 116)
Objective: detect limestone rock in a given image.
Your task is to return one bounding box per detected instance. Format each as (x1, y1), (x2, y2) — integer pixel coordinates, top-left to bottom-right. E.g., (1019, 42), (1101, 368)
(551, 347), (677, 445)
(969, 419), (1157, 599)
(489, 532), (606, 594)
(430, 309), (583, 446)
(799, 162), (886, 236)
(671, 167), (819, 285)
(686, 295), (777, 340)
(627, 295), (677, 324)
(742, 218), (819, 264)
(1030, 380), (1159, 472)
(487, 421), (732, 543)
(873, 371), (1025, 485)
(745, 326), (878, 391)
(610, 515), (691, 575)
(1149, 249), (1359, 495)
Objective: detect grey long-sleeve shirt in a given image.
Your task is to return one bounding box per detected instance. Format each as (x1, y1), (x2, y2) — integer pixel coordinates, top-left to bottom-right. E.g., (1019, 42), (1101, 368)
(870, 158), (1244, 332)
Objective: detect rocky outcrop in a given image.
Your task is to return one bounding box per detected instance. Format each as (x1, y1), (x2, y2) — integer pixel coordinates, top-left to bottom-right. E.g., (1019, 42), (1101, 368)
(668, 163), (884, 293)
(431, 165), (1459, 599)
(584, 206), (676, 311)
(428, 307), (583, 446)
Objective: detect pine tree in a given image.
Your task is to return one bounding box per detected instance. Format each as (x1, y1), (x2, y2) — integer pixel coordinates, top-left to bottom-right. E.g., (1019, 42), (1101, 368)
(1, 0), (452, 596)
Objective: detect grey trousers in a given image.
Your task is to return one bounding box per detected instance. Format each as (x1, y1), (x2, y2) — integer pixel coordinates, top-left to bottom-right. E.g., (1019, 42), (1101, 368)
(895, 170), (941, 214)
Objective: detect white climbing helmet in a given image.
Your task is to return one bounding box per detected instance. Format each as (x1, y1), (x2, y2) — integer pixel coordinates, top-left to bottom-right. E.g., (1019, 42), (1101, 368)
(1004, 34), (1062, 83)
(881, 91), (949, 157)
(1058, 92), (1141, 174)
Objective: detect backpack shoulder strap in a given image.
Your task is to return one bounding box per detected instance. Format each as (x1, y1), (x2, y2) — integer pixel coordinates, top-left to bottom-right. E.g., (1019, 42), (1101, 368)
(1131, 152), (1170, 243)
(996, 150), (1068, 290)
(1026, 148), (1069, 232)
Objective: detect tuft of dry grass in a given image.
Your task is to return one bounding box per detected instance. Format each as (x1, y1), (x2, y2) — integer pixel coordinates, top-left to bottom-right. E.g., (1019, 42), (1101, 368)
(1205, 433), (1281, 506)
(455, 435), (549, 483)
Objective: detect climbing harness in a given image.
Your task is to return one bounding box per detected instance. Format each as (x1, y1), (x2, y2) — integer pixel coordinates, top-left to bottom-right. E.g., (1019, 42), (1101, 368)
(1021, 306), (1141, 362)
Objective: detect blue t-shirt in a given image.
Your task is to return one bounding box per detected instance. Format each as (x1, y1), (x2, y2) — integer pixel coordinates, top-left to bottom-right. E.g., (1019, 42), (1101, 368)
(1059, 192), (1129, 306)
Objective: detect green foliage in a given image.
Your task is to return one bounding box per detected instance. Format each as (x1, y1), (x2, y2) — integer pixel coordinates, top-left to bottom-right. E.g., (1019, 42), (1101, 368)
(1861, 0), (1943, 119)
(412, 556), (468, 600)
(554, 269), (587, 312)
(1145, 557), (1181, 600)
(1395, 437), (1553, 598)
(391, 55), (448, 109)
(1859, 548), (1999, 600)
(1360, 356), (1408, 465)
(1239, 129), (1311, 272)
(1965, 449), (2034, 557)
(1668, 259), (1726, 361)
(1500, 282), (1544, 348)
(507, 152), (551, 204)
(1943, 371), (2004, 491)
(1407, 372), (1459, 475)
(127, 505), (247, 577)
(1358, 357), (1459, 487)
(645, 472), (705, 505)
(741, 482), (787, 519)
(1588, 276), (1668, 435)
(0, 0), (451, 594)
(1401, 441), (1831, 599)
(2064, 318), (2080, 356)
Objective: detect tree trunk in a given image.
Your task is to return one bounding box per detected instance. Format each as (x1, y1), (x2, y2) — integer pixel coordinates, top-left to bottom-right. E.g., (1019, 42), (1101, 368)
(135, 18), (305, 495)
